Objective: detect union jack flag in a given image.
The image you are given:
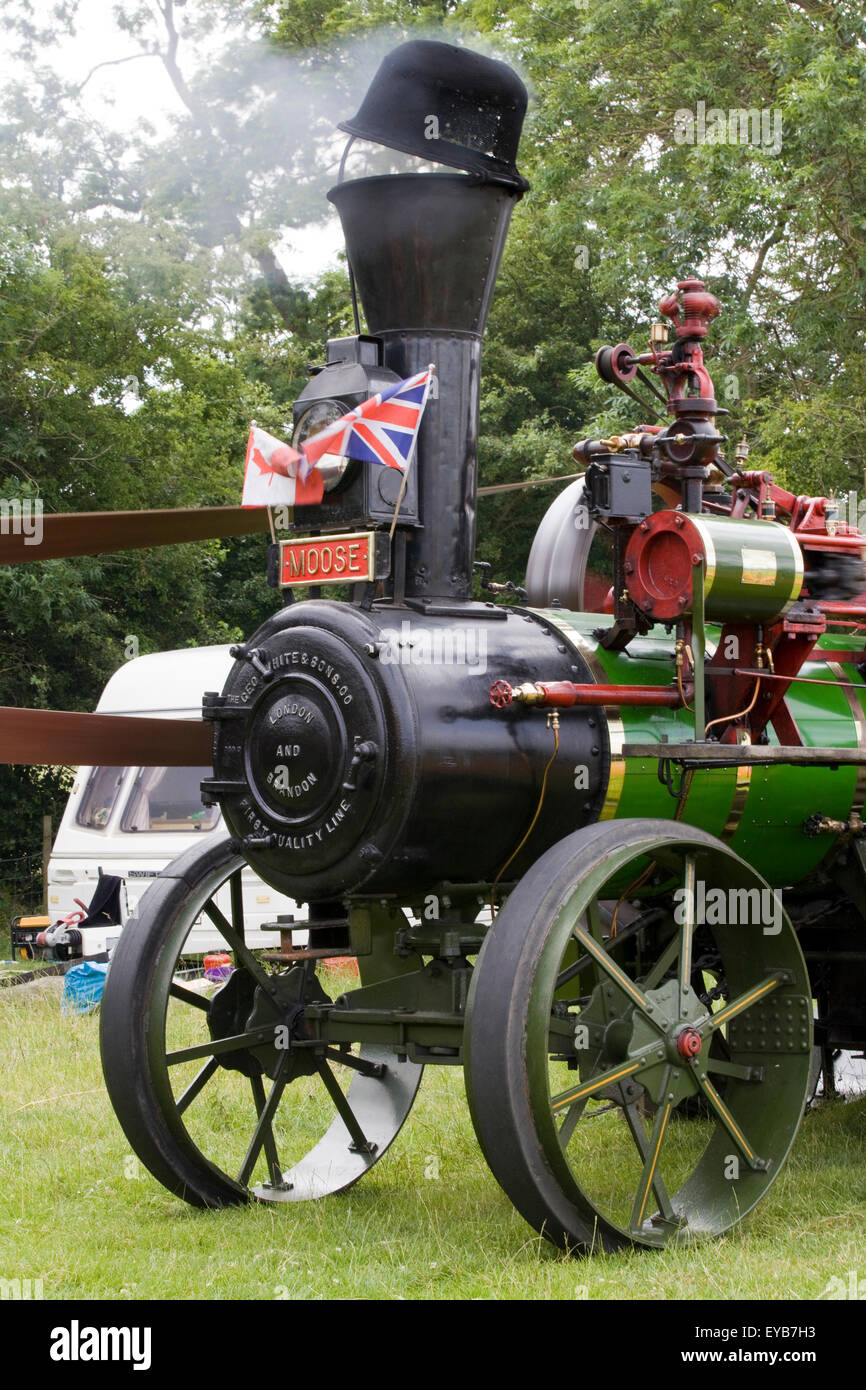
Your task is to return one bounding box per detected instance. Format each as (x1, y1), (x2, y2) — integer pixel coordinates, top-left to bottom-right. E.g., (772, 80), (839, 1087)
(299, 368), (434, 480)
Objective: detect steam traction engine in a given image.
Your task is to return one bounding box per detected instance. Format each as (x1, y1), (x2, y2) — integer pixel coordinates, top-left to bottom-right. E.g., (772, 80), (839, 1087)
(101, 42), (866, 1254)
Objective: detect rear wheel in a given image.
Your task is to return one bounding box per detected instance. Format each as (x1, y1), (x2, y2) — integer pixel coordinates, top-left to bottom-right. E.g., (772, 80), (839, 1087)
(101, 835), (422, 1207)
(465, 820), (812, 1253)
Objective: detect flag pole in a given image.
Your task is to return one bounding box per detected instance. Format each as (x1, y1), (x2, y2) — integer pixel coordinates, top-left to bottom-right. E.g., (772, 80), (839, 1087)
(389, 365), (435, 543)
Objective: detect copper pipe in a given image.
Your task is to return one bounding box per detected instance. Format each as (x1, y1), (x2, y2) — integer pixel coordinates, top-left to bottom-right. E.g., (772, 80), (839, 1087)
(704, 679), (762, 738)
(498, 681), (684, 708)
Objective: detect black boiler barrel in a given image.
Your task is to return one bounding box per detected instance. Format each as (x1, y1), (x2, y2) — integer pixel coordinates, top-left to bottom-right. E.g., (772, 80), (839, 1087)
(204, 600), (609, 901)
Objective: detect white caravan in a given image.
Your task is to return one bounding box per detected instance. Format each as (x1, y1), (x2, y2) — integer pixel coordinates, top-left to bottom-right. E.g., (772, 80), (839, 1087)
(44, 646), (302, 954)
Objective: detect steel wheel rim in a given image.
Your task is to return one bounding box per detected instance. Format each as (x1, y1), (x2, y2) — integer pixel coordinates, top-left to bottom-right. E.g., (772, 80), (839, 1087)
(529, 836), (811, 1246)
(465, 821), (813, 1254)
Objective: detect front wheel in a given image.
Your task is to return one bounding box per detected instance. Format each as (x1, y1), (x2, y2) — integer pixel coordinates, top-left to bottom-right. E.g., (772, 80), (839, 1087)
(101, 835), (422, 1207)
(465, 820), (813, 1253)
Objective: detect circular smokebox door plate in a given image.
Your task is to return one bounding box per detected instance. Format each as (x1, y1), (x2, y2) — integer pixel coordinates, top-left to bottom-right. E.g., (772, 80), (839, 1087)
(230, 628), (389, 877)
(246, 675), (347, 824)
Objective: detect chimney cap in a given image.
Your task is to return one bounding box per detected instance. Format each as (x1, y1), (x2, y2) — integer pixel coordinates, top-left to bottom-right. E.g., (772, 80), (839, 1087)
(338, 39), (529, 192)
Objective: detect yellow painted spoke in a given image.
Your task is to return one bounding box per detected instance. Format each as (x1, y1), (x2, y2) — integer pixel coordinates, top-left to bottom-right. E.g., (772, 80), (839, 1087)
(621, 1094), (677, 1224)
(630, 1087), (674, 1231)
(551, 1058), (642, 1112)
(678, 855), (696, 1017)
(698, 1076), (766, 1169)
(556, 915), (647, 991)
(572, 924), (654, 1013)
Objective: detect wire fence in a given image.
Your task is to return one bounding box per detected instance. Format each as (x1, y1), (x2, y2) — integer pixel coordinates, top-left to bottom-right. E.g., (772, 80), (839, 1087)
(0, 851), (44, 920)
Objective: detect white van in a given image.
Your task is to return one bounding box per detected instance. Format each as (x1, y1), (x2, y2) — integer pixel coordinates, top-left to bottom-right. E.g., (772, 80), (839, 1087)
(44, 646), (303, 953)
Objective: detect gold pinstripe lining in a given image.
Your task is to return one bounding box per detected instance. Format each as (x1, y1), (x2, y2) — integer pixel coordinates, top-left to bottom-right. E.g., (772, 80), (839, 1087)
(722, 761), (752, 841)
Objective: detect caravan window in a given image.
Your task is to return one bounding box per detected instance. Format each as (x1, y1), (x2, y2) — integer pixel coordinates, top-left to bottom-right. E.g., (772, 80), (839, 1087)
(119, 766), (220, 833)
(76, 767), (128, 829)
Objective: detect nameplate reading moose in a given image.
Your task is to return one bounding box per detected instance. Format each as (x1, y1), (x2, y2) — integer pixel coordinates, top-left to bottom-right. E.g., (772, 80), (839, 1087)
(278, 531), (390, 588)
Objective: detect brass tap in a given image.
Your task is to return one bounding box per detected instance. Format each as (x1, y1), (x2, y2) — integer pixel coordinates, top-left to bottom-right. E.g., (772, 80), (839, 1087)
(599, 432), (646, 453)
(511, 682), (546, 706)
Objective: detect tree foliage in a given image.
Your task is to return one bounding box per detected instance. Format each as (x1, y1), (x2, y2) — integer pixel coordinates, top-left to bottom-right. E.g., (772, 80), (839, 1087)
(0, 2), (359, 875)
(263, 0), (866, 540)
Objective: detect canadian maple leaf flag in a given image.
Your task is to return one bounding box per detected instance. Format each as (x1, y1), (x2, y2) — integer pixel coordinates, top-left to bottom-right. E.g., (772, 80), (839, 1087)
(241, 425), (324, 507)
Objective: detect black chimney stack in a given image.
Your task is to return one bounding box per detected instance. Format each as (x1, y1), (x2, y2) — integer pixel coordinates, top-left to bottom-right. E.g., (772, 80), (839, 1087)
(328, 42), (528, 601)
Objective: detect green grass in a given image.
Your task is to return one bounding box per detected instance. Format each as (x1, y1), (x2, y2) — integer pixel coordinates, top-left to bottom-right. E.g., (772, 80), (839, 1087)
(1, 975), (864, 1301)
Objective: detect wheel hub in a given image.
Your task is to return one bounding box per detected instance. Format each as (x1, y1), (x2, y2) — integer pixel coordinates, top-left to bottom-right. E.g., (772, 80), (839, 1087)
(674, 1025), (702, 1060)
(208, 965), (331, 1081)
(579, 976), (709, 1109)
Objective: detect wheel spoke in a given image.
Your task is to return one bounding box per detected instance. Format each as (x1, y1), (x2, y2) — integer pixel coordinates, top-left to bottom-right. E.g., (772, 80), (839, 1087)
(249, 1070), (287, 1187)
(175, 1056), (219, 1116)
(551, 1053), (652, 1112)
(695, 1074), (768, 1170)
(557, 1096), (589, 1147)
(165, 1023), (278, 1066)
(315, 1058), (377, 1154)
(169, 981), (211, 1012)
(677, 854), (696, 1018)
(557, 1093), (619, 1145)
(571, 923), (655, 1014)
(706, 1057), (761, 1083)
(237, 1056), (289, 1188)
(556, 914), (650, 991)
(640, 931), (680, 992)
(230, 869), (244, 935)
(201, 897), (275, 996)
(322, 1047), (387, 1079)
(630, 1084), (675, 1232)
(706, 975), (782, 1032)
(620, 1091), (677, 1225)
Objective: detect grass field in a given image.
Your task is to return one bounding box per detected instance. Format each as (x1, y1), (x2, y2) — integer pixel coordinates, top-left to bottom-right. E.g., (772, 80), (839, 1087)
(1, 973), (864, 1302)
